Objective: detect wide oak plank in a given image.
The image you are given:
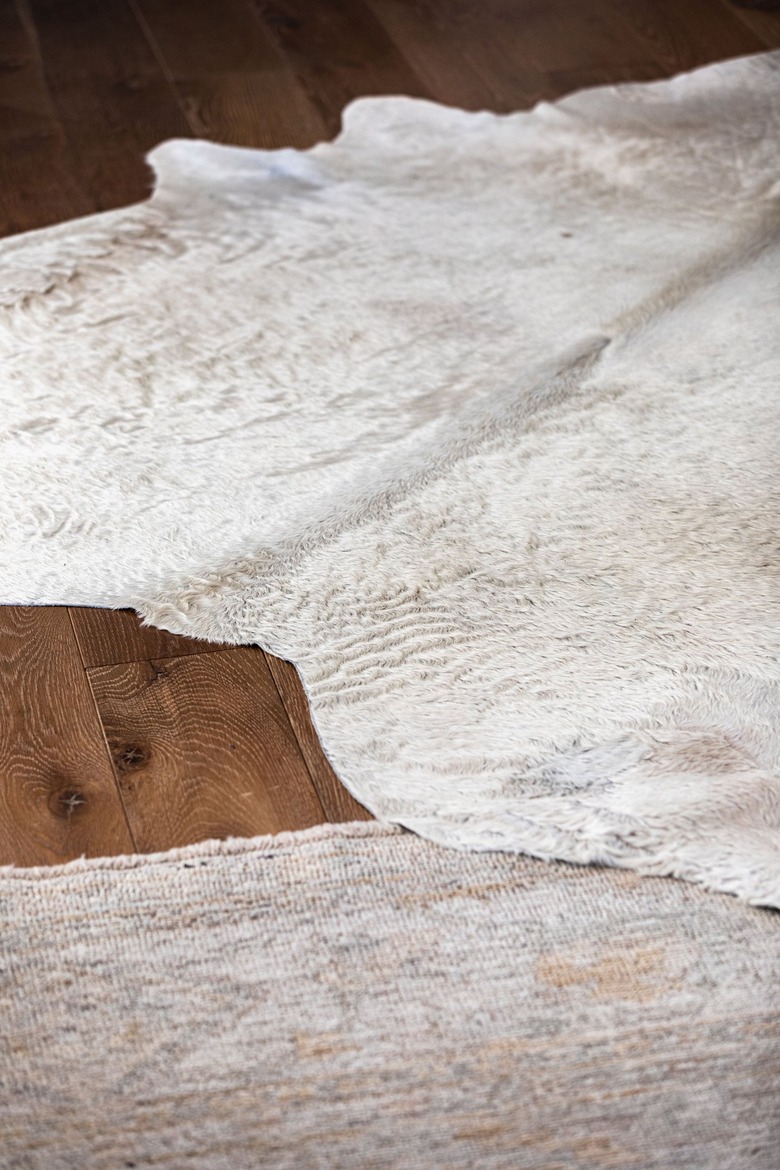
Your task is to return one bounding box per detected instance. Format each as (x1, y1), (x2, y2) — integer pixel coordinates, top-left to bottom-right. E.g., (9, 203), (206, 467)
(366, 0), (548, 111)
(132, 0), (327, 148)
(25, 0), (191, 209)
(606, 0), (764, 72)
(266, 656), (372, 824)
(364, 0), (510, 110)
(725, 0), (780, 47)
(70, 606), (225, 669)
(252, 0), (430, 134)
(0, 607), (135, 866)
(0, 0), (90, 233)
(86, 647), (326, 852)
(370, 0), (764, 115)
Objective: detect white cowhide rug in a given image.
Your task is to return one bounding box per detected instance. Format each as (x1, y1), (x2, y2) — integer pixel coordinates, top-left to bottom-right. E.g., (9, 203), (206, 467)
(1, 52), (778, 905)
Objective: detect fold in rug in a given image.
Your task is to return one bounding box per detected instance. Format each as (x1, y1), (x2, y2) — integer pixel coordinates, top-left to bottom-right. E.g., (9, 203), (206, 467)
(1, 53), (778, 904)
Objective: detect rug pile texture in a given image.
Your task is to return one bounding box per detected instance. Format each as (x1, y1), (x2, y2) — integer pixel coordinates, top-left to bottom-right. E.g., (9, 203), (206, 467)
(0, 53), (779, 902)
(1, 823), (778, 1169)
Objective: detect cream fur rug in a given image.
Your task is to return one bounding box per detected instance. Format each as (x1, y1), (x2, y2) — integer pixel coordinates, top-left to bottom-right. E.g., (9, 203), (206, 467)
(1, 53), (779, 904)
(2, 823), (778, 1170)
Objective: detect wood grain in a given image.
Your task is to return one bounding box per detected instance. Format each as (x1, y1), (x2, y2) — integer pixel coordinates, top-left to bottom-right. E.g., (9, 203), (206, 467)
(0, 607), (135, 866)
(23, 0), (190, 210)
(369, 0), (764, 114)
(371, 0), (634, 111)
(365, 0), (548, 111)
(266, 656), (372, 823)
(725, 0), (780, 45)
(364, 0), (510, 110)
(69, 606), (225, 669)
(605, 0), (765, 72)
(0, 0), (90, 234)
(131, 0), (327, 147)
(252, 0), (430, 133)
(86, 648), (326, 851)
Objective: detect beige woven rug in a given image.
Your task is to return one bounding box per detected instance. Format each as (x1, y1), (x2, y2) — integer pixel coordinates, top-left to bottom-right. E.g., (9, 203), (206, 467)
(1, 822), (778, 1170)
(1, 52), (780, 906)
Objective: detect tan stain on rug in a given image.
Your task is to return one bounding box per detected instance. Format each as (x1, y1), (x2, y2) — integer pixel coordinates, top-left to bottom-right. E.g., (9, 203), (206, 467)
(536, 945), (668, 1001)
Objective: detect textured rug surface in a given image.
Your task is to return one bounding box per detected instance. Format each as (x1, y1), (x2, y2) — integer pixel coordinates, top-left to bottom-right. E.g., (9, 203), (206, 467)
(1, 822), (778, 1170)
(1, 53), (779, 903)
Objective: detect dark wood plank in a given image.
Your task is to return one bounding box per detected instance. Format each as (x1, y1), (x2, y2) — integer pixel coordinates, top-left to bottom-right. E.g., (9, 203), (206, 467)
(536, 0), (766, 119)
(368, 0), (646, 112)
(266, 656), (373, 824)
(366, 0), (587, 111)
(364, 0), (514, 110)
(24, 0), (192, 210)
(0, 0), (90, 234)
(251, 0), (430, 134)
(605, 0), (766, 73)
(86, 648), (326, 852)
(69, 606), (226, 669)
(725, 0), (780, 46)
(370, 0), (765, 115)
(131, 0), (327, 147)
(0, 607), (135, 866)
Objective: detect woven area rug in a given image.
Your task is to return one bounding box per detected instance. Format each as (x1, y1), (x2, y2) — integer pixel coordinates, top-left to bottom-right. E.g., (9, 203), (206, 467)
(1, 822), (778, 1170)
(1, 52), (779, 904)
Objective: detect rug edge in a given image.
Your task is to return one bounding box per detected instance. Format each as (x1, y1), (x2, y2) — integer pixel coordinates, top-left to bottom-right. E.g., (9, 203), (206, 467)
(0, 819), (402, 880)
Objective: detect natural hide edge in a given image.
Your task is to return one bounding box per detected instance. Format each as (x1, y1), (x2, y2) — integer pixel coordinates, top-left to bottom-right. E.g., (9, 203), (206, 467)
(1, 53), (779, 905)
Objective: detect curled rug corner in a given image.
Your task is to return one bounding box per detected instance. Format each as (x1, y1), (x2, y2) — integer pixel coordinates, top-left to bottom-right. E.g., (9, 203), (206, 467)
(1, 51), (779, 903)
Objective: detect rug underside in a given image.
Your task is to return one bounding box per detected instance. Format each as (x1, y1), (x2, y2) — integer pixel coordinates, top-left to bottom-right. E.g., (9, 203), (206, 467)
(0, 53), (779, 903)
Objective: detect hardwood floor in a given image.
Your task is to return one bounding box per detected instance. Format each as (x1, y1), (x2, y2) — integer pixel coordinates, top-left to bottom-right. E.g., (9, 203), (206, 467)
(1, 0), (778, 865)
